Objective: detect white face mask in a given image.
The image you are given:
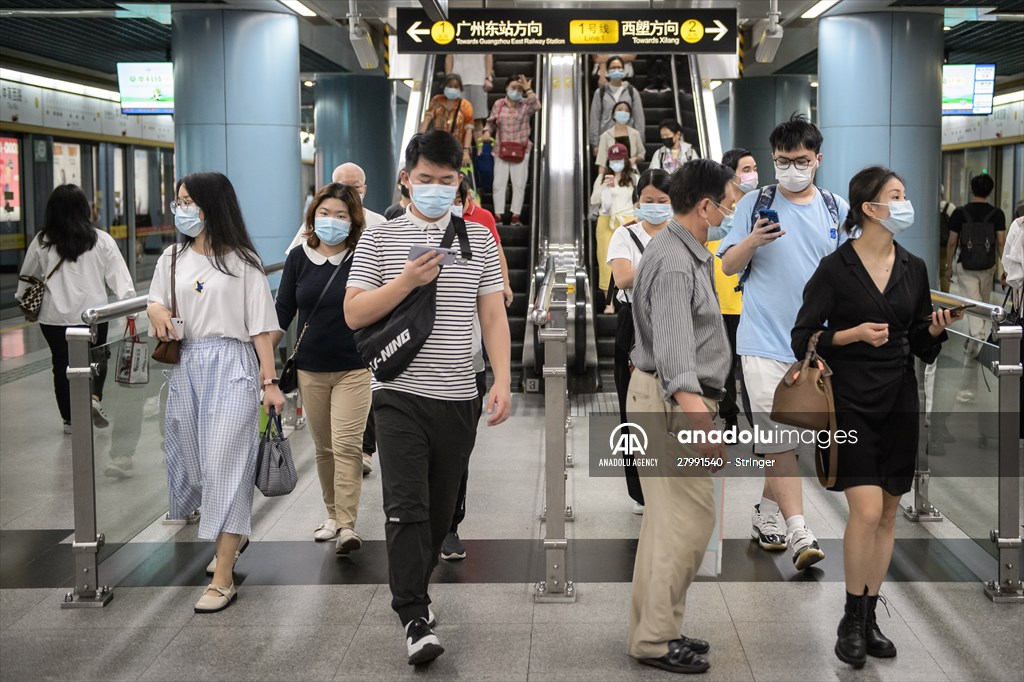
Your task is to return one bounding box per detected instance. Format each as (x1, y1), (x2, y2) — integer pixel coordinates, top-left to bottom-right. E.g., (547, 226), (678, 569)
(775, 160), (817, 193)
(870, 200), (915, 235)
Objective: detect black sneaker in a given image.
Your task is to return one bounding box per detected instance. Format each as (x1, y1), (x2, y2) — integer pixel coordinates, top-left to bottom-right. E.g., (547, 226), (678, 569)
(405, 617), (444, 665)
(440, 532), (466, 561)
(638, 639), (710, 674)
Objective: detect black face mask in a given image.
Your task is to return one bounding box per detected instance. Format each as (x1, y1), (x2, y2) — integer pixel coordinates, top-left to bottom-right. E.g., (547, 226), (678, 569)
(661, 137), (676, 149)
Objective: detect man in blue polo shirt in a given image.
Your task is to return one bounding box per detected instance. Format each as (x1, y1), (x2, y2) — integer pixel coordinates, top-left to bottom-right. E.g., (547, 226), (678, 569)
(719, 114), (849, 571)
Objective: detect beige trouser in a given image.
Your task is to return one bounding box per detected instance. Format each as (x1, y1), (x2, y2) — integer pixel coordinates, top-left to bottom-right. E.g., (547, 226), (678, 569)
(956, 263), (996, 340)
(626, 369), (716, 660)
(298, 369), (372, 529)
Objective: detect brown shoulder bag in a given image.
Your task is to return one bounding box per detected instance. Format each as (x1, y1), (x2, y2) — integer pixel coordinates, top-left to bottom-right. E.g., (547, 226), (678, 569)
(151, 245), (180, 364)
(770, 330), (838, 487)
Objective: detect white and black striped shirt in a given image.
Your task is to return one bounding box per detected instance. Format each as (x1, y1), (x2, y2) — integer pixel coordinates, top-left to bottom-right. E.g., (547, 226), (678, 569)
(347, 207), (504, 400)
(630, 220), (731, 404)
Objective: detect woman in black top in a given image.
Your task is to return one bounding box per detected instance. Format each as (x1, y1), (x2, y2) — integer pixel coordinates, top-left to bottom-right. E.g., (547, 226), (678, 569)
(274, 183), (371, 554)
(792, 166), (960, 669)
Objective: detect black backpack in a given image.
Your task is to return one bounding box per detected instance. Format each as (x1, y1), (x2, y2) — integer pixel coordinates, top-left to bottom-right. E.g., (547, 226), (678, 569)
(957, 207), (999, 271)
(354, 216), (472, 382)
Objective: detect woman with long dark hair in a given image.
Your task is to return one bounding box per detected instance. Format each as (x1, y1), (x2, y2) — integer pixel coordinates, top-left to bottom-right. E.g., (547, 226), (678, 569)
(592, 143), (639, 312)
(792, 166), (959, 669)
(147, 171), (283, 613)
(16, 184), (134, 433)
(272, 183), (372, 553)
(606, 168), (672, 513)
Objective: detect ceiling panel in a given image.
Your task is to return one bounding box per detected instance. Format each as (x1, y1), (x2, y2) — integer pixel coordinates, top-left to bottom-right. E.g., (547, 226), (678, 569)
(889, 0), (1024, 11)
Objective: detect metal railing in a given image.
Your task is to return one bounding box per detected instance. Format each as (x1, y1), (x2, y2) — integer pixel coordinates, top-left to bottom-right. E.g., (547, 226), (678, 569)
(904, 289), (1022, 603)
(62, 259), (284, 608)
(532, 256), (575, 603)
(686, 55), (711, 160)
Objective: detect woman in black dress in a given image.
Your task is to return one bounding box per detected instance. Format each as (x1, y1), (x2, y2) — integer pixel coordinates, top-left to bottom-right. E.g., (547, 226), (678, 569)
(792, 166), (961, 670)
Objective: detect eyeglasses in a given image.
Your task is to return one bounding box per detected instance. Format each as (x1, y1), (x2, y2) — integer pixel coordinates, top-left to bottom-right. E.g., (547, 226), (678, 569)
(773, 156), (816, 171)
(169, 199), (195, 214)
(710, 200), (735, 216)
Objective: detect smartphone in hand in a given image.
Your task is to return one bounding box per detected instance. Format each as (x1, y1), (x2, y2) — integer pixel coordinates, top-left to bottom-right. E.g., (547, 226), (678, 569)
(922, 303), (976, 320)
(408, 244), (458, 266)
(759, 209), (781, 234)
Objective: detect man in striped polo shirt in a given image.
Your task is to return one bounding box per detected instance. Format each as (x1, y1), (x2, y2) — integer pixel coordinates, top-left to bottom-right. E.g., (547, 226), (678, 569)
(627, 159), (734, 675)
(344, 130), (511, 666)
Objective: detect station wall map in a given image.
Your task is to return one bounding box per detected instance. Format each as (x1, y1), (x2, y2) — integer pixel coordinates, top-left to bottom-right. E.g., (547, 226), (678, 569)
(396, 9), (737, 55)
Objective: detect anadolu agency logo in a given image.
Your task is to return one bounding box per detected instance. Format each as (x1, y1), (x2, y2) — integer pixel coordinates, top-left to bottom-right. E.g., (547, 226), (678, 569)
(609, 422), (649, 457)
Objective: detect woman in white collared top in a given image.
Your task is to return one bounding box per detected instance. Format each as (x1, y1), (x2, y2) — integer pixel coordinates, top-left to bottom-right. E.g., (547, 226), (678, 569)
(16, 184), (135, 434)
(273, 183), (372, 554)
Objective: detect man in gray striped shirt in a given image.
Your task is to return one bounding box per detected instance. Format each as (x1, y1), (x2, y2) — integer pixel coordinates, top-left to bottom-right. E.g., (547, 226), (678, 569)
(626, 159), (734, 675)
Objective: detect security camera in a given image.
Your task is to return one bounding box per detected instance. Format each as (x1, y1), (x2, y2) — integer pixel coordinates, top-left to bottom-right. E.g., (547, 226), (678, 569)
(349, 18), (379, 70)
(755, 22), (784, 63)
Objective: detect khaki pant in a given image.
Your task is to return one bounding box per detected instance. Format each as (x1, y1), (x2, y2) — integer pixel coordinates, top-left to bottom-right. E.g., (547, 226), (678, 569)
(298, 368), (372, 529)
(956, 263), (997, 340)
(626, 369), (716, 660)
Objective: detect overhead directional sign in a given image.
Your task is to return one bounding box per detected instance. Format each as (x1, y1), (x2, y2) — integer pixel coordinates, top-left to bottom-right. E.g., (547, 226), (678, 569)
(396, 8), (737, 54)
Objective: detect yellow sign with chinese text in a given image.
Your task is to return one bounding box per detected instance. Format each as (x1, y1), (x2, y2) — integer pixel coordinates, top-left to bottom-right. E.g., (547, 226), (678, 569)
(569, 20), (618, 45)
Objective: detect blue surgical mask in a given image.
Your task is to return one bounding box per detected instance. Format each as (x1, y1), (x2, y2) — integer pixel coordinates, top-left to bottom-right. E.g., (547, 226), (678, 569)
(706, 214), (733, 242)
(635, 203), (673, 226)
(872, 200), (915, 235)
(608, 69), (626, 81)
(609, 160), (625, 173)
(613, 110), (631, 125)
(313, 216), (350, 245)
(444, 87), (462, 100)
(411, 183), (457, 219)
(451, 204), (464, 218)
(506, 90), (522, 102)
(174, 205), (204, 237)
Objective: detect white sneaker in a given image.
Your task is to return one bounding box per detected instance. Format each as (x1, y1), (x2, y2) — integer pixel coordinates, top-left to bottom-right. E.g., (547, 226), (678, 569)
(362, 453), (373, 476)
(63, 421), (72, 435)
(632, 502), (645, 515)
(788, 526), (825, 570)
(104, 458), (134, 480)
(336, 528), (362, 555)
(955, 390), (975, 403)
(405, 617), (444, 665)
(91, 399), (110, 428)
(206, 536), (249, 575)
(750, 504), (787, 551)
(313, 519), (339, 541)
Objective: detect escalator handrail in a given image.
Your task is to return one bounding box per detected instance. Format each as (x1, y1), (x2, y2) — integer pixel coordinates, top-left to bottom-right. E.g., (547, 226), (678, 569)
(669, 54), (684, 137)
(687, 55), (711, 160)
(528, 55), (547, 281)
(531, 255), (557, 326)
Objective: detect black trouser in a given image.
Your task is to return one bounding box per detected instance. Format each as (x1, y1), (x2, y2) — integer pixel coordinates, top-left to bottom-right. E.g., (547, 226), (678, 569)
(718, 314), (751, 425)
(40, 323), (109, 423)
(374, 388), (479, 625)
(361, 410), (376, 456)
(449, 370), (486, 534)
(613, 303), (644, 506)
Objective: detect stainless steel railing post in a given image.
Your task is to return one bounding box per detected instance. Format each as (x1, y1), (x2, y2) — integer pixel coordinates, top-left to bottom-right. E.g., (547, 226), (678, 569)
(62, 326), (113, 608)
(533, 264), (576, 603)
(985, 321), (1023, 603)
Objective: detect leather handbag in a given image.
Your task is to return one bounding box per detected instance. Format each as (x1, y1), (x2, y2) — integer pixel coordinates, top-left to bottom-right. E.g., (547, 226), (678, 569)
(771, 331), (839, 487)
(18, 258), (65, 322)
(497, 141), (527, 163)
(278, 255), (347, 393)
(151, 245), (181, 364)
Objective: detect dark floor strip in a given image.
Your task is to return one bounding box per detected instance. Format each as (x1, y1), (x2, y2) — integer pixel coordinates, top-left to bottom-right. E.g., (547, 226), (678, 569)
(0, 535), (1001, 589)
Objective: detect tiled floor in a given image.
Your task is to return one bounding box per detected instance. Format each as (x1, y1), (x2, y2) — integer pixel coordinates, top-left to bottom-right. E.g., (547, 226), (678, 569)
(1, 294), (1022, 680)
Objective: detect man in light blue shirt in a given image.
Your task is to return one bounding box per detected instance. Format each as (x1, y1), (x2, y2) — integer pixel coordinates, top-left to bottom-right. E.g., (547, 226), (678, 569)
(718, 114), (849, 572)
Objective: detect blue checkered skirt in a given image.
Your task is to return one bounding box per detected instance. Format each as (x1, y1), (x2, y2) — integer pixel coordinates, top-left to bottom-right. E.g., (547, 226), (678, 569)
(165, 337), (260, 540)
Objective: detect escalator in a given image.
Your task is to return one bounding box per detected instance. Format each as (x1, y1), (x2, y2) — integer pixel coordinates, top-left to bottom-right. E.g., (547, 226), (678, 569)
(427, 55), (540, 390)
(588, 54), (710, 391)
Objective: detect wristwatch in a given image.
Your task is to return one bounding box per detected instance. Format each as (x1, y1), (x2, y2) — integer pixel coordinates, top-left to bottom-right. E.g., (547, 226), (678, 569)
(263, 378), (280, 387)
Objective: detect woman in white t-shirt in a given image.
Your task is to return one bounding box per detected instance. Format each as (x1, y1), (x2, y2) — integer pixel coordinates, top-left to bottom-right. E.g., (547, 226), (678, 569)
(146, 171), (283, 614)
(605, 169), (672, 514)
(16, 184), (135, 434)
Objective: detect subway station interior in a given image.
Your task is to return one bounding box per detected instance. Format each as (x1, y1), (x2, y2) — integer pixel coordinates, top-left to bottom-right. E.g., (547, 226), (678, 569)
(0, 0), (1022, 680)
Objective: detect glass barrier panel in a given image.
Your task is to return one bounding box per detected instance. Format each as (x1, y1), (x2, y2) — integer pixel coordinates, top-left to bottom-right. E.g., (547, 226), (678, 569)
(920, 320), (999, 559)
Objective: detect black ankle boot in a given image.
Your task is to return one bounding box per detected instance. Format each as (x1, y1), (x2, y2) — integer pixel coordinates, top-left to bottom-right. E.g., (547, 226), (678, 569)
(835, 590), (868, 668)
(865, 595), (897, 658)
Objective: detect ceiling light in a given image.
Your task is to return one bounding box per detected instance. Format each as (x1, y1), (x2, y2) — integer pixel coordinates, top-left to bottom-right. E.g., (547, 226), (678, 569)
(943, 25), (952, 31)
(279, 0), (316, 17)
(801, 0), (840, 19)
(303, 80), (314, 87)
(811, 81), (819, 88)
(0, 67), (120, 102)
(993, 90), (1023, 107)
(709, 80), (723, 90)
